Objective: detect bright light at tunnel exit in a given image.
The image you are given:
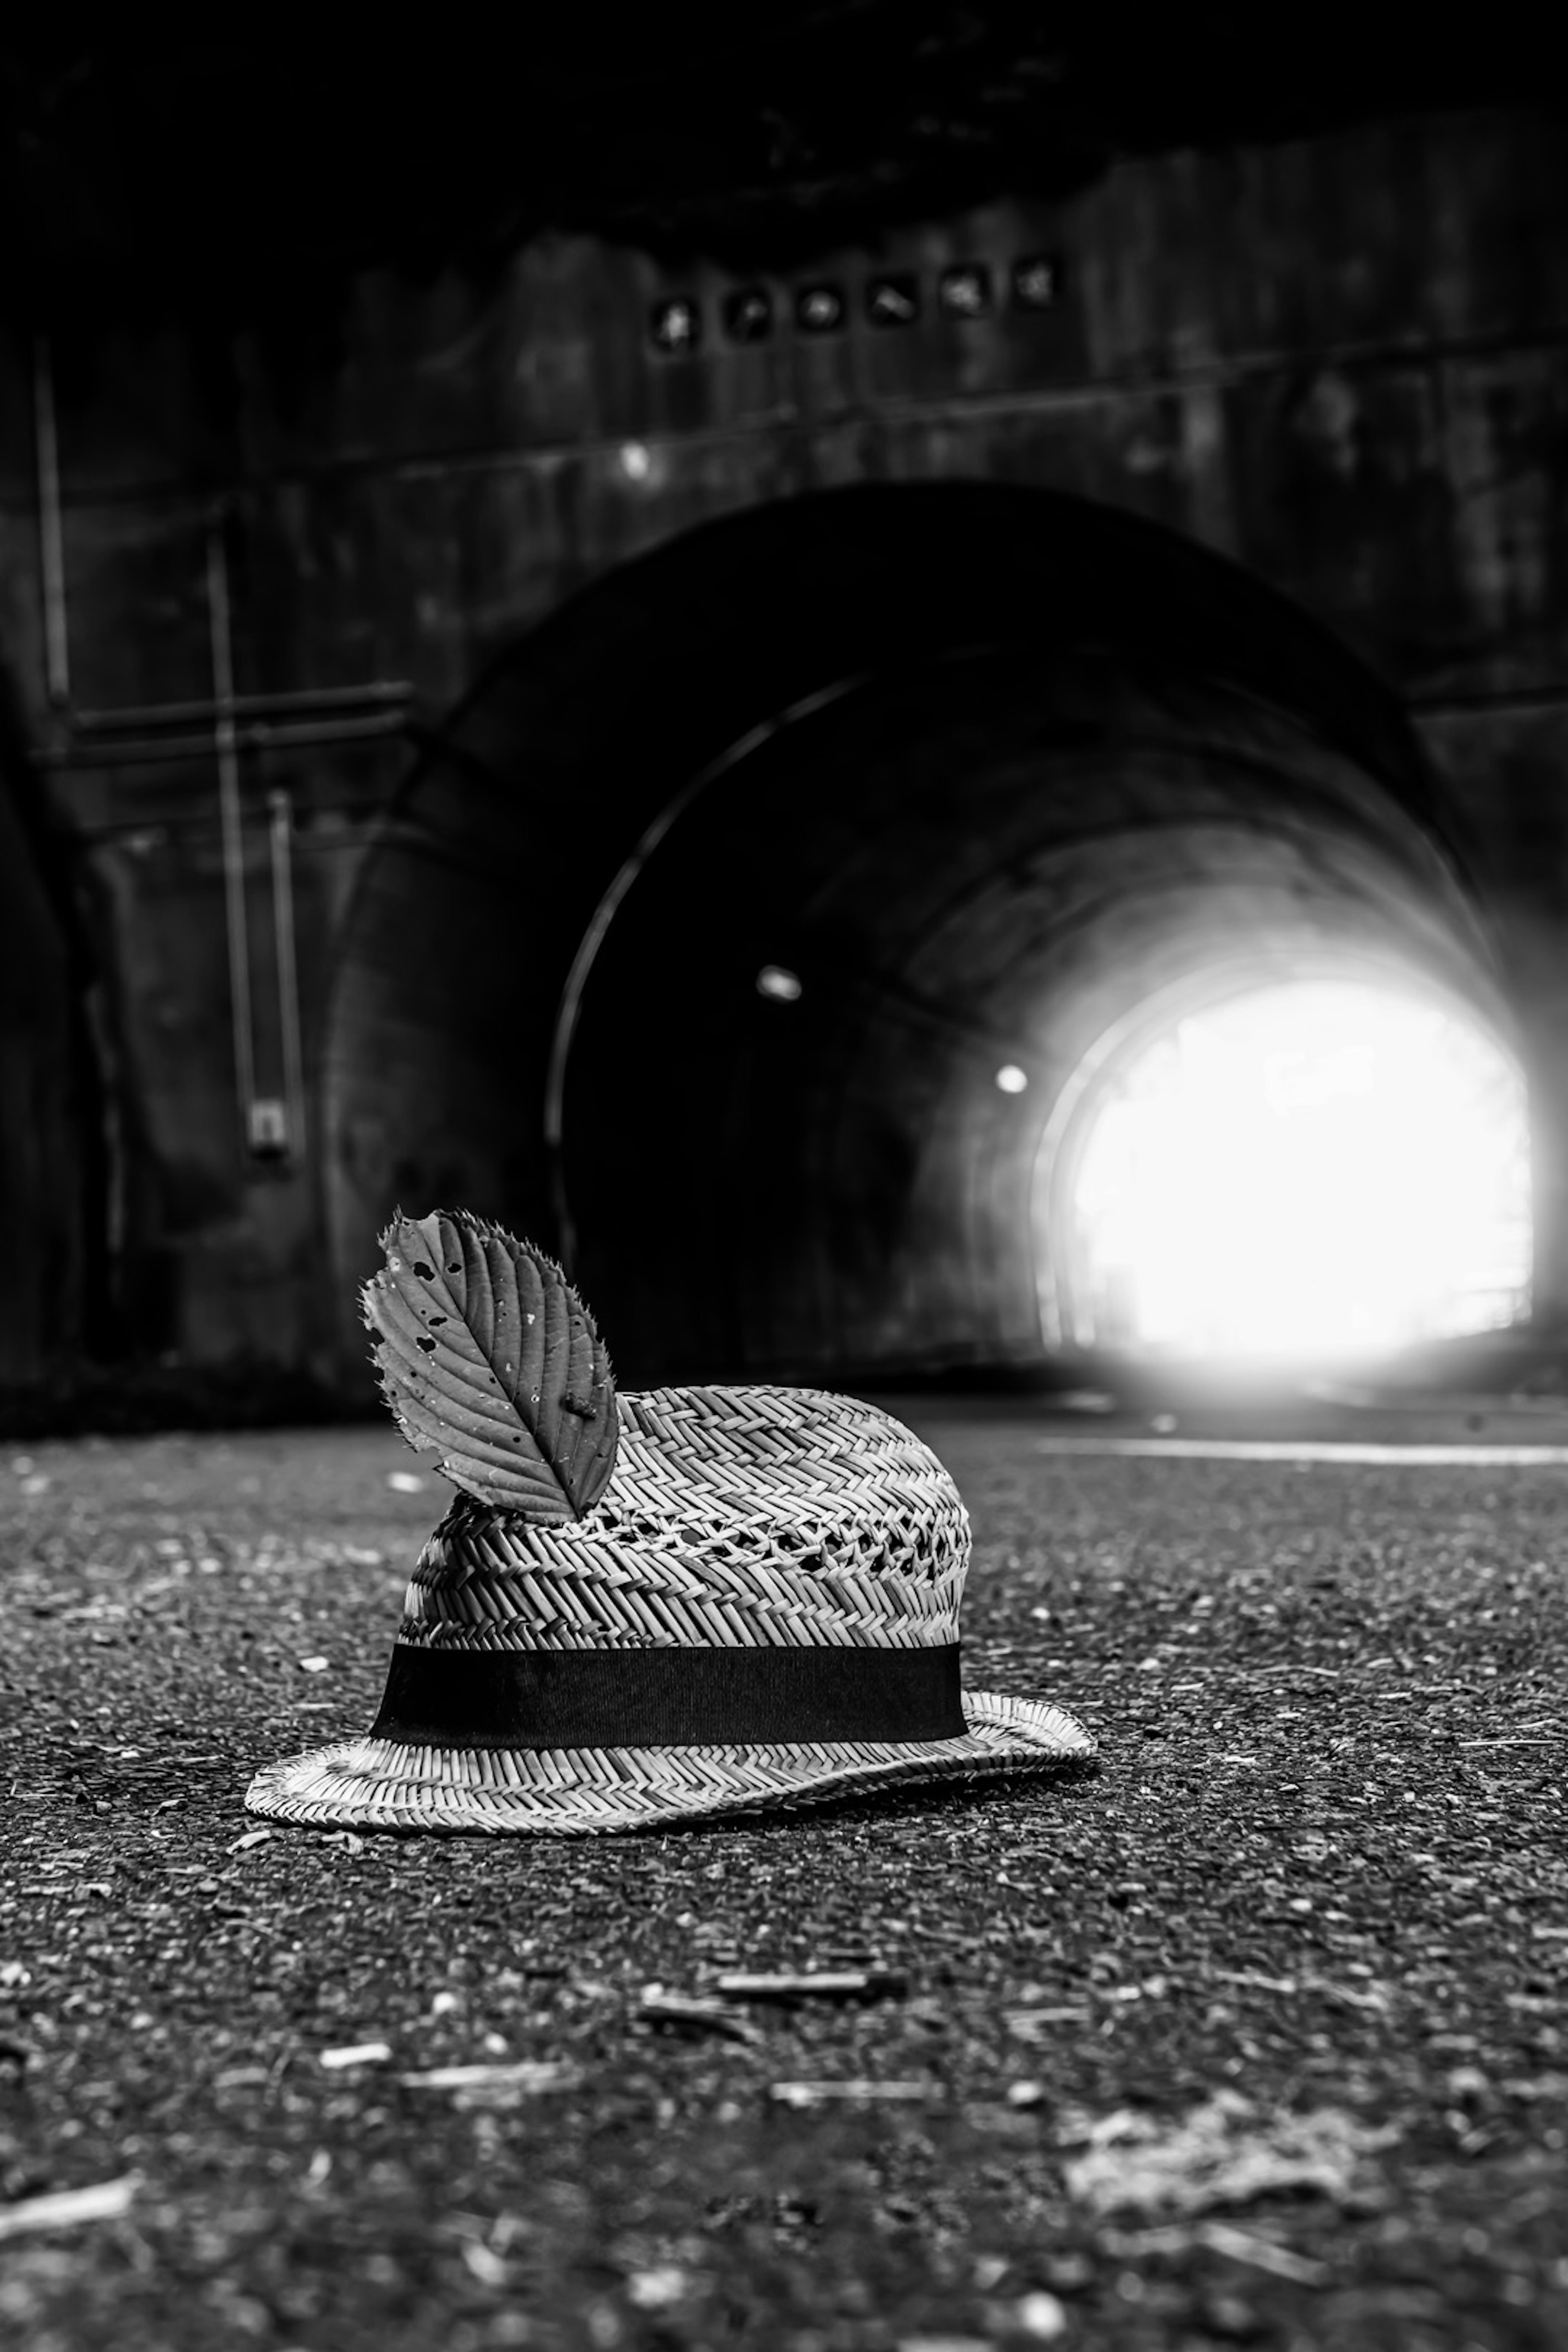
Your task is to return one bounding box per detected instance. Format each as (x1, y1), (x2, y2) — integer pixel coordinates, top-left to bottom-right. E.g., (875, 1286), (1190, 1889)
(1070, 981), (1531, 1362)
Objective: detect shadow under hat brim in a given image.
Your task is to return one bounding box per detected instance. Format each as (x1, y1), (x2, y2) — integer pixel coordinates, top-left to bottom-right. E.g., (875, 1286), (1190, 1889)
(243, 1692), (1096, 1837)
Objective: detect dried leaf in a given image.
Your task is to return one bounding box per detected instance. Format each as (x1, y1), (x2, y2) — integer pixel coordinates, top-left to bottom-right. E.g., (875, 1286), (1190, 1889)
(362, 1209), (617, 1519)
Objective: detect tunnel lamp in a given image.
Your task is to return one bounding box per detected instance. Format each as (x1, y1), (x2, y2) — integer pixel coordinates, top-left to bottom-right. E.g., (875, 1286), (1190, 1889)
(866, 274), (920, 327)
(723, 287), (774, 343)
(649, 298), (701, 355)
(938, 264), (992, 320)
(756, 965), (803, 1002)
(995, 1065), (1029, 1094)
(795, 285), (845, 334)
(1011, 255), (1062, 311)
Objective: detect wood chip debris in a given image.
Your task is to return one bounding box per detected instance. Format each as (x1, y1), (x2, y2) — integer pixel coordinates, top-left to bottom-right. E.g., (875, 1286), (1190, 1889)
(1006, 2005), (1093, 2040)
(1116, 2219), (1327, 2285)
(397, 2061), (581, 2092)
(715, 1969), (907, 2003)
(1212, 1969), (1392, 2013)
(0, 2174), (141, 2242)
(1459, 1737), (1563, 1747)
(638, 1989), (762, 2044)
(769, 2080), (934, 2108)
(318, 2042), (392, 2069)
(1198, 2220), (1329, 2283)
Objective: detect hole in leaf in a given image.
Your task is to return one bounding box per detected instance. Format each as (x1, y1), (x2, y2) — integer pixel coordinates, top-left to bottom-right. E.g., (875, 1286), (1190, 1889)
(428, 1314), (447, 1327)
(416, 1336), (437, 1354)
(447, 1261), (461, 1273)
(413, 1261), (435, 1279)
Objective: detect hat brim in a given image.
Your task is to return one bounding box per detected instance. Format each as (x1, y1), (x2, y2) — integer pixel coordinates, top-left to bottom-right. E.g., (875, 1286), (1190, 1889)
(243, 1691), (1096, 1836)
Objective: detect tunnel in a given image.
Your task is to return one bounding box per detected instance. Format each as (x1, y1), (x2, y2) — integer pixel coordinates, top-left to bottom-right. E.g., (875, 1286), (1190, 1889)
(324, 483), (1515, 1392)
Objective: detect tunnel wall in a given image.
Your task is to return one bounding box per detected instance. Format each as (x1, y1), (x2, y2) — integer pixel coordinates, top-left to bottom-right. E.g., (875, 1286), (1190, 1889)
(0, 704), (100, 1385)
(0, 106), (1564, 1381)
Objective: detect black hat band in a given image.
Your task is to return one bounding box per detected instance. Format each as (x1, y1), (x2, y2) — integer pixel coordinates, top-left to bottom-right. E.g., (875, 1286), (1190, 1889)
(369, 1639), (966, 1751)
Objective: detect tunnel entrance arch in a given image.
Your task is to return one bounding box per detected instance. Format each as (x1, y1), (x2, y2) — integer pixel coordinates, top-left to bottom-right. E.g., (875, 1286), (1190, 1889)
(325, 482), (1500, 1389)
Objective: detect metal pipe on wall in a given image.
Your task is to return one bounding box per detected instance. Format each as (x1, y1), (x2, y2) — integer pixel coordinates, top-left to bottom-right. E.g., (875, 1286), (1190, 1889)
(37, 709), (410, 768)
(205, 508), (259, 1136)
(268, 787), (307, 1163)
(72, 679), (413, 733)
(31, 336), (71, 709)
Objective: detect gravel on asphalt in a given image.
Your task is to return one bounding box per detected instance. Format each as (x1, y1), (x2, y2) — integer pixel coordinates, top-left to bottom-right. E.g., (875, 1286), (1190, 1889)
(2, 1403), (1566, 2350)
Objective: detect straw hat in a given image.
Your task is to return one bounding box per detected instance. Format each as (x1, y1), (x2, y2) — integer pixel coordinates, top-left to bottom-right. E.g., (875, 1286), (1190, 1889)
(245, 1213), (1094, 1835)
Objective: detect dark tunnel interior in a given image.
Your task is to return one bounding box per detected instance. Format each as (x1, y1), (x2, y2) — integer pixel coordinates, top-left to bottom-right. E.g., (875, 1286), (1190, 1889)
(325, 482), (1512, 1390)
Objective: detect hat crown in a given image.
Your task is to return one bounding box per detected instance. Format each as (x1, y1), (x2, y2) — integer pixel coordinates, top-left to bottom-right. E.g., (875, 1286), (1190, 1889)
(398, 1385), (969, 1653)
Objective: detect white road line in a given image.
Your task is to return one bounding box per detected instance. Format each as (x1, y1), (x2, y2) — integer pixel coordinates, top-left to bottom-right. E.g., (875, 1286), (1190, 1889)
(1031, 1438), (1568, 1466)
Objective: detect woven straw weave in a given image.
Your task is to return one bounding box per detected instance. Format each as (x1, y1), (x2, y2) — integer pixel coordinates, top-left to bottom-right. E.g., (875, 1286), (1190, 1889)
(245, 1385), (1096, 1834)
(399, 1385), (967, 1653)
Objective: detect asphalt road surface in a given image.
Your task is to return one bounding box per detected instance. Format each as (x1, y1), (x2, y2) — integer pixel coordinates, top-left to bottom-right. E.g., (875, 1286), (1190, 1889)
(2, 1399), (1566, 2350)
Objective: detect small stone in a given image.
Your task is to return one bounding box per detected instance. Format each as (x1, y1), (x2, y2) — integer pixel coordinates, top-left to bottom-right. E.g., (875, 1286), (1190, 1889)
(626, 2266), (689, 2311)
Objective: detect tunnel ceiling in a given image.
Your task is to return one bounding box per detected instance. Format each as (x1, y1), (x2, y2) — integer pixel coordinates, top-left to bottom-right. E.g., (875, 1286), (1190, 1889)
(324, 484), (1502, 1389)
(2, 9), (1560, 315)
